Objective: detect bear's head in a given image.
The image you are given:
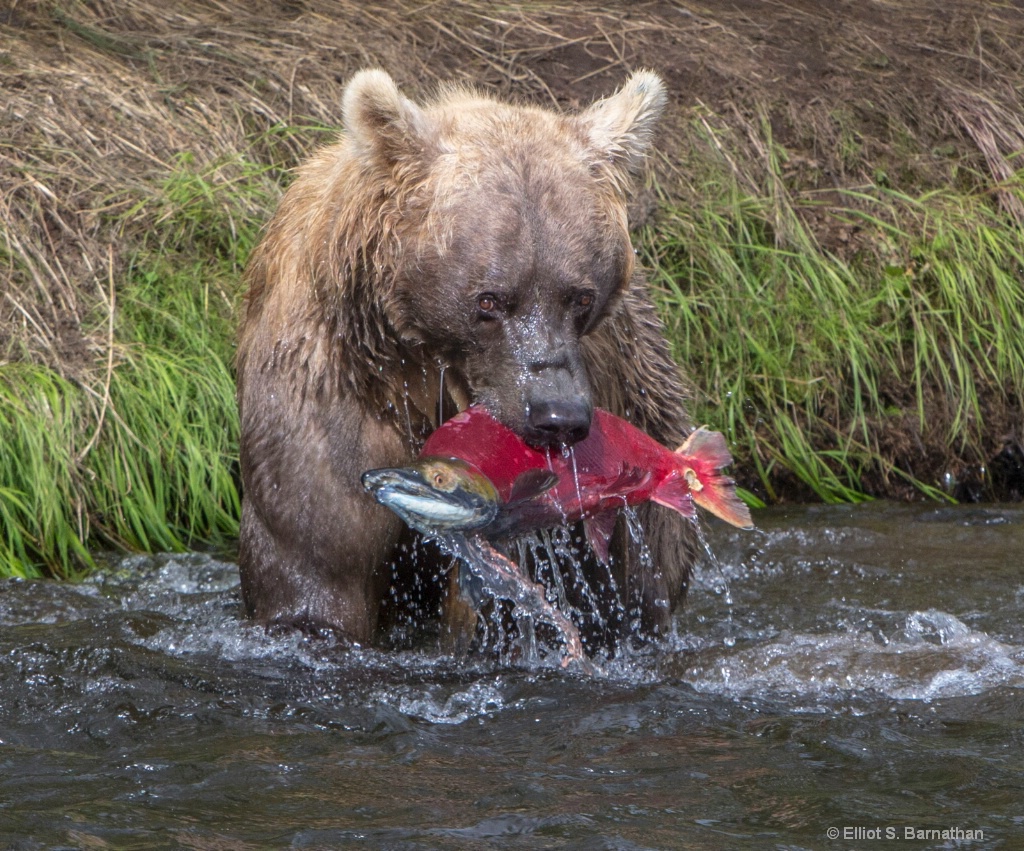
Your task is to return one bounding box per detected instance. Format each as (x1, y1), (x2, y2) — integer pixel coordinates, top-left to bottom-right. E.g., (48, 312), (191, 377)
(343, 69), (666, 447)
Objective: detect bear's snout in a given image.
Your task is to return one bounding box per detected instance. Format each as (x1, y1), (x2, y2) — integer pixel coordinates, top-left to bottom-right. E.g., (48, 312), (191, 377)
(513, 328), (593, 448)
(525, 397), (592, 447)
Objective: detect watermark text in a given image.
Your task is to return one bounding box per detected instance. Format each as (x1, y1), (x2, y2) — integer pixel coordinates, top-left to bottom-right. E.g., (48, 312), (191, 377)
(826, 826), (984, 842)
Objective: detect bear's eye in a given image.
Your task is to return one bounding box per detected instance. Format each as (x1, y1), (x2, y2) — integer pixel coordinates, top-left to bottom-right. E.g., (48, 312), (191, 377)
(477, 293), (500, 318)
(572, 290), (596, 314)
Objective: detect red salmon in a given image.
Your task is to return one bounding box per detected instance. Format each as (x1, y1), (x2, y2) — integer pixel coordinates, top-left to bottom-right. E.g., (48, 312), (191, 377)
(364, 407), (752, 562)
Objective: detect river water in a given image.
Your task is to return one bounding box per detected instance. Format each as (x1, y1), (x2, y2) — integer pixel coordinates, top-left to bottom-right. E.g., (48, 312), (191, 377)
(1, 502), (1021, 849)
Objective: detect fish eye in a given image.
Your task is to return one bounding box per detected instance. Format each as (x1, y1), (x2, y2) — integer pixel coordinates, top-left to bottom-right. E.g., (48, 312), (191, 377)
(431, 468), (451, 489)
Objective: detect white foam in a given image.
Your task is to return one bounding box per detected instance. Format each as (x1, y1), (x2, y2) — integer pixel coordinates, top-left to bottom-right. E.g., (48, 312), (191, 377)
(683, 609), (1024, 702)
(386, 679), (512, 724)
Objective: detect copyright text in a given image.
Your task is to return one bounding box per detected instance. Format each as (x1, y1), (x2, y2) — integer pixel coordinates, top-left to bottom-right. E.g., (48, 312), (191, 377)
(826, 827), (984, 841)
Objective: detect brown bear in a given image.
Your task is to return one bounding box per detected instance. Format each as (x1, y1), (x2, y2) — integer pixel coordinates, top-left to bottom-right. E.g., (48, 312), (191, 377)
(235, 69), (697, 648)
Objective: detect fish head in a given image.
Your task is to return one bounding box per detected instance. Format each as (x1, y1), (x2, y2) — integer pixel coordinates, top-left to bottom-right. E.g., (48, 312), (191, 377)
(361, 457), (500, 536)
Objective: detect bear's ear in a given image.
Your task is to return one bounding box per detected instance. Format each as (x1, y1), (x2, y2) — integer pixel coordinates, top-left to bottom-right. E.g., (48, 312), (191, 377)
(580, 70), (667, 178)
(342, 69), (434, 170)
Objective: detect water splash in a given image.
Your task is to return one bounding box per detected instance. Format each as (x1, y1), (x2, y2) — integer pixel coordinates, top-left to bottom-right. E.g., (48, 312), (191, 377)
(621, 505), (668, 638)
(565, 443), (585, 517)
(436, 359), (448, 426)
(387, 678), (511, 725)
(682, 609), (1024, 702)
(689, 517), (736, 647)
(400, 364), (417, 453)
(439, 534), (594, 674)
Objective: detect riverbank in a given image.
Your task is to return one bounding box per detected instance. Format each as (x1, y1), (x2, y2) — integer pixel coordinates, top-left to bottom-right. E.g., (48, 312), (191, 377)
(2, 0), (1022, 576)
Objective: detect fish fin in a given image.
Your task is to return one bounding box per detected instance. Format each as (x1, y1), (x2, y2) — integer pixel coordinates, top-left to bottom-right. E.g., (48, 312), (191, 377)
(651, 476), (697, 520)
(676, 426), (734, 468)
(603, 464), (650, 497)
(583, 510), (619, 565)
(508, 469), (558, 503)
(675, 428), (754, 530)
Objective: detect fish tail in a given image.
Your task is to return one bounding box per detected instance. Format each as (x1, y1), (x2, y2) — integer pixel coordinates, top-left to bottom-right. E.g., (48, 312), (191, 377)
(671, 428), (754, 530)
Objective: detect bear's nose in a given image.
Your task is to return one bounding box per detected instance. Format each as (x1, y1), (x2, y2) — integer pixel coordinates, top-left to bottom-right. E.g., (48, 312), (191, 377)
(525, 399), (591, 447)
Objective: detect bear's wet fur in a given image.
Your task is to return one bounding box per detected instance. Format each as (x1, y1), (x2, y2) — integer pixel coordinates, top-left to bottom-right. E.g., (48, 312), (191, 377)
(236, 69), (698, 648)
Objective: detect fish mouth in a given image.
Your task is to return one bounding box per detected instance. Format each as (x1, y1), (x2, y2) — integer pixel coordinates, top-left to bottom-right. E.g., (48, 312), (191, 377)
(361, 466), (498, 535)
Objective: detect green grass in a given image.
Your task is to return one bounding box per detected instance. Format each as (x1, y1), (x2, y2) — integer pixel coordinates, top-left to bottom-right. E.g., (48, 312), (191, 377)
(0, 338), (239, 579)
(0, 152), (273, 579)
(643, 120), (1024, 503)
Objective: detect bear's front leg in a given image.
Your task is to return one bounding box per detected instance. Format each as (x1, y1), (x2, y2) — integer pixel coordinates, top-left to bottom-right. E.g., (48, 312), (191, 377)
(238, 379), (411, 641)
